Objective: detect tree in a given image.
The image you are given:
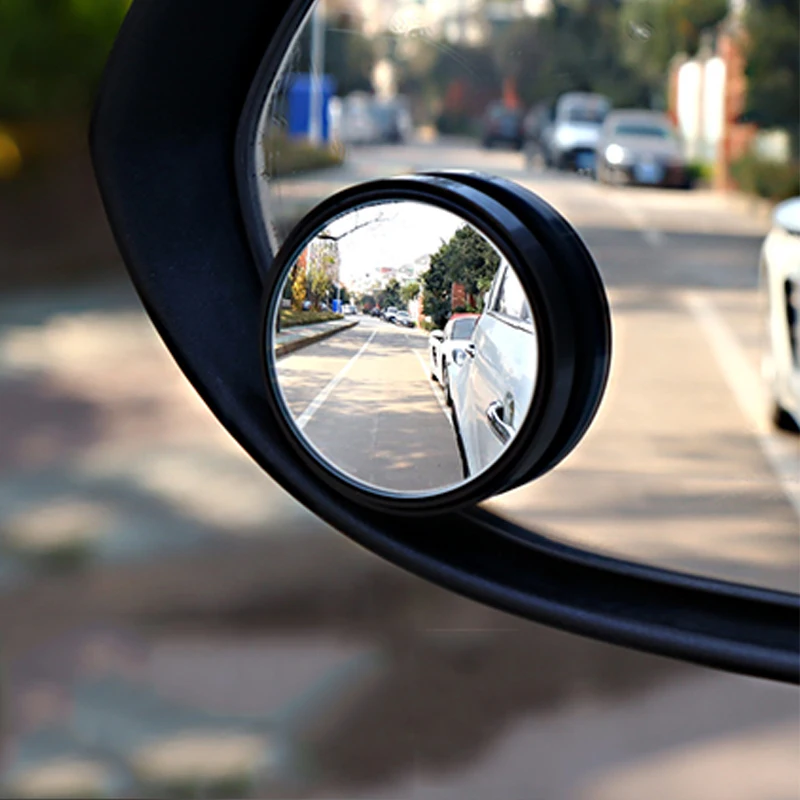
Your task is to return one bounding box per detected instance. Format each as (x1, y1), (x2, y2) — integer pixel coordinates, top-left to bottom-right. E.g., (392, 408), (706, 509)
(306, 238), (339, 309)
(378, 278), (403, 309)
(743, 0), (800, 155)
(290, 251), (308, 311)
(421, 225), (501, 329)
(401, 281), (420, 304)
(618, 0), (728, 101)
(0, 0), (131, 118)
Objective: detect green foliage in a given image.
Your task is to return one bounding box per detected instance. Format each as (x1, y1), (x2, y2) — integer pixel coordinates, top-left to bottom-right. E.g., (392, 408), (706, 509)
(378, 277), (403, 309)
(279, 309), (344, 328)
(262, 135), (344, 178)
(306, 238), (339, 309)
(401, 281), (420, 304)
(501, 2), (649, 108)
(618, 0), (728, 97)
(0, 0), (131, 118)
(421, 225), (500, 329)
(685, 160), (714, 185)
(730, 153), (800, 202)
(743, 0), (800, 153)
(290, 258), (307, 311)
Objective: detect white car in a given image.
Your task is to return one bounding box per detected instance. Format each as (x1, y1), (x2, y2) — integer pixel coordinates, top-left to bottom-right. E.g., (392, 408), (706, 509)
(428, 313), (479, 403)
(543, 92), (610, 171)
(761, 196), (800, 432)
(448, 264), (538, 477)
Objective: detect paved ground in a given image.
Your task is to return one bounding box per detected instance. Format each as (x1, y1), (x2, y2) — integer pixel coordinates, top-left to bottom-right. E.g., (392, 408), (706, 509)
(0, 138), (797, 798)
(276, 317), (463, 492)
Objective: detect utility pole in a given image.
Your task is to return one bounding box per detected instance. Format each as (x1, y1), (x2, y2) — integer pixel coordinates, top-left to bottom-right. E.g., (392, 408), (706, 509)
(309, 0), (326, 146)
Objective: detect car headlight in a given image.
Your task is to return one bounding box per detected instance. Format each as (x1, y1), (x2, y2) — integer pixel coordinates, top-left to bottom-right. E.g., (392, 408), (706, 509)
(605, 144), (626, 165)
(554, 127), (576, 148)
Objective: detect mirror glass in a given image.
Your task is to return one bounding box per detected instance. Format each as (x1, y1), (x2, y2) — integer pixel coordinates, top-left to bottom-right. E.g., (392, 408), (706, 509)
(269, 200), (538, 495)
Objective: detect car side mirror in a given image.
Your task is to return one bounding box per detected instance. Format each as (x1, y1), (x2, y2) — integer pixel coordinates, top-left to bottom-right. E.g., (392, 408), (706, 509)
(89, 0), (798, 684)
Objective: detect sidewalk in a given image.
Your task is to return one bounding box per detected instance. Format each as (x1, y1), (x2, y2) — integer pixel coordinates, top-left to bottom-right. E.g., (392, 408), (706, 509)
(274, 317), (359, 358)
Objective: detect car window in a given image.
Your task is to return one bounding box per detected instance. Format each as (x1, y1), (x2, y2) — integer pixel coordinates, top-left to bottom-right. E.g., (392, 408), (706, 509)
(614, 123), (671, 138)
(566, 107), (606, 123)
(492, 267), (532, 323)
(451, 318), (477, 339)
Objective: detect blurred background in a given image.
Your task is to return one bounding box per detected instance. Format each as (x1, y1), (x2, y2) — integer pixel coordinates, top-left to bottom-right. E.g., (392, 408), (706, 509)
(0, 0), (798, 797)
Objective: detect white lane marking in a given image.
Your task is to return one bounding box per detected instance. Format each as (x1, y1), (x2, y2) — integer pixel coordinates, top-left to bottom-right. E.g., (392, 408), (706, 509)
(412, 347), (453, 423)
(296, 328), (378, 431)
(684, 291), (800, 520)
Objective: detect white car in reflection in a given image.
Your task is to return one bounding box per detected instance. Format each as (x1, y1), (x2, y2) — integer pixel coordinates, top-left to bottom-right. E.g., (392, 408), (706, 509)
(762, 196), (800, 432)
(448, 264), (538, 477)
(428, 313), (479, 403)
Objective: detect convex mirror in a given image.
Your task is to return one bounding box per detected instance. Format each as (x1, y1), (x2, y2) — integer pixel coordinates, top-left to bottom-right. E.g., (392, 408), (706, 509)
(261, 175), (611, 513)
(268, 200), (537, 495)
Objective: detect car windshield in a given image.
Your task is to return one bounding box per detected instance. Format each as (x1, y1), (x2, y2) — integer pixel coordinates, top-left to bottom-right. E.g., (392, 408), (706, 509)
(614, 123), (671, 138)
(566, 107), (606, 123)
(451, 318), (477, 339)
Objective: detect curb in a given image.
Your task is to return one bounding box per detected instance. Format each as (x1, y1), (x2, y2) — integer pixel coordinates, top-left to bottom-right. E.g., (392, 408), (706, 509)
(274, 320), (359, 358)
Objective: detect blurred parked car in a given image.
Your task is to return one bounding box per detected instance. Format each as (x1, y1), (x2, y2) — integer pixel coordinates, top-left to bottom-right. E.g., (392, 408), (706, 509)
(481, 102), (524, 150)
(523, 102), (554, 156)
(372, 97), (413, 144)
(343, 303), (359, 316)
(382, 306), (398, 322)
(393, 310), (415, 328)
(761, 196), (800, 432)
(449, 264), (537, 477)
(340, 92), (412, 145)
(340, 92), (381, 144)
(542, 92), (610, 171)
(428, 313), (479, 404)
(595, 110), (690, 188)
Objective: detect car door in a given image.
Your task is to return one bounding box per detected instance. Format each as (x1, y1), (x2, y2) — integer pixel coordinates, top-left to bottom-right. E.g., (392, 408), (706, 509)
(458, 265), (537, 475)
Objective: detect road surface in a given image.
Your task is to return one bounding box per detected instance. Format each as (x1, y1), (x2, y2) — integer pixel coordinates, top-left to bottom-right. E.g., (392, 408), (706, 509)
(276, 317), (463, 493)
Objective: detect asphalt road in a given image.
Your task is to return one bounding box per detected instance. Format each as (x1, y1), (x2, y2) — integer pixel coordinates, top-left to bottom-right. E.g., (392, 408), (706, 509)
(276, 317), (463, 492)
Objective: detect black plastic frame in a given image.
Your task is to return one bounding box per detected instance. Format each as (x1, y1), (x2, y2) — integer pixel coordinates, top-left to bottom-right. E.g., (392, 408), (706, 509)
(90, 0), (799, 682)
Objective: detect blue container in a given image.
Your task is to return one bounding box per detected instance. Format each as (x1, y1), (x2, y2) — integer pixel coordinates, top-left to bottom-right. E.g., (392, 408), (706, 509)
(331, 298), (342, 313)
(287, 73), (336, 141)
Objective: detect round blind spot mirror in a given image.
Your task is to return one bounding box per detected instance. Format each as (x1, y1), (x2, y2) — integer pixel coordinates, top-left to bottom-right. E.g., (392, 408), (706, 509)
(267, 200), (539, 496)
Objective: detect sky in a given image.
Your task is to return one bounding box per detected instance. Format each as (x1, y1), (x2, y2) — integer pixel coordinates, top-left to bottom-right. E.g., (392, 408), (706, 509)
(322, 200), (468, 288)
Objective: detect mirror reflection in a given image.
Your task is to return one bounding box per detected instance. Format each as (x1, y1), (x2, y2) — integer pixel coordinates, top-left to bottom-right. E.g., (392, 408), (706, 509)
(271, 201), (537, 495)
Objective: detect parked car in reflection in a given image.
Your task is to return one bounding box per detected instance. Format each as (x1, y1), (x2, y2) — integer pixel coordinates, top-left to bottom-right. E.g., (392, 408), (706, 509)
(542, 92), (610, 171)
(481, 102), (524, 150)
(595, 110), (690, 188)
(448, 265), (538, 477)
(761, 196), (800, 432)
(393, 310), (415, 328)
(428, 313), (479, 404)
(382, 306), (398, 322)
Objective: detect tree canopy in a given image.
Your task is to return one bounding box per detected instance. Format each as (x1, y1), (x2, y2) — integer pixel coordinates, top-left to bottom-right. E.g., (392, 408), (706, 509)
(743, 0), (800, 153)
(421, 226), (500, 329)
(0, 0), (131, 118)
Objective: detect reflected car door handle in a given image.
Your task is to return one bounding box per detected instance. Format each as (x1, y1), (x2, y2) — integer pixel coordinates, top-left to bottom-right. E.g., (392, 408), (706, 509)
(464, 343), (477, 358)
(486, 400), (514, 444)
